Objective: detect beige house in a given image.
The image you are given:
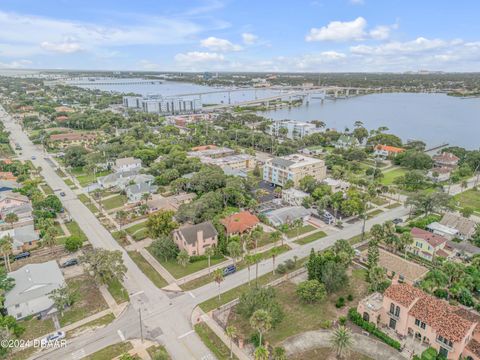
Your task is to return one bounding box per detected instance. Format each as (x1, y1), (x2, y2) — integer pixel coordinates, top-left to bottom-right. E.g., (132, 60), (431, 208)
(262, 154), (326, 187)
(409, 227), (450, 261)
(172, 221), (218, 256)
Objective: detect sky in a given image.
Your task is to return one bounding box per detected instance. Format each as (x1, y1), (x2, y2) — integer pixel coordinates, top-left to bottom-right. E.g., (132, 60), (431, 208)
(0, 0), (479, 72)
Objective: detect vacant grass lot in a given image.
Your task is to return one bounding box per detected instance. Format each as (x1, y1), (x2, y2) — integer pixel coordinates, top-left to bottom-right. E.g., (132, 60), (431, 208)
(65, 221), (87, 241)
(59, 275), (109, 327)
(154, 254), (226, 279)
(19, 317), (55, 341)
(291, 348), (372, 360)
(102, 194), (127, 210)
(227, 268), (368, 346)
(294, 231), (327, 245)
(84, 342), (133, 360)
(125, 221), (149, 241)
(454, 189), (480, 213)
(195, 323), (238, 360)
(128, 251), (168, 288)
(106, 278), (130, 304)
(74, 170), (111, 187)
(78, 193), (99, 213)
(285, 224), (317, 238)
(380, 167), (407, 185)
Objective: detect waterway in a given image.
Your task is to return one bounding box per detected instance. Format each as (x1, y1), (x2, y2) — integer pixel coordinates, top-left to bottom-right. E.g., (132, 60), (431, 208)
(76, 80), (480, 149)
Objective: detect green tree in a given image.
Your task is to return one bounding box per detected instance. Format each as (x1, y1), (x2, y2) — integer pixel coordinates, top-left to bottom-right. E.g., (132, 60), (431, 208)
(226, 325), (237, 359)
(367, 239), (379, 270)
(270, 246), (282, 274)
(0, 236), (12, 272)
(213, 268), (224, 301)
(460, 206), (474, 218)
(150, 236), (179, 262)
(273, 346), (287, 360)
(176, 250), (190, 268)
(250, 309), (272, 346)
(368, 266), (387, 292)
(333, 239), (355, 266)
(48, 285), (77, 317)
(147, 210), (178, 238)
(227, 241), (241, 267)
(330, 326), (353, 359)
(296, 280), (326, 303)
(80, 249), (127, 285)
(254, 346), (269, 360)
(64, 236), (83, 252)
(205, 246), (215, 275)
(245, 254), (255, 285)
(269, 231), (282, 247)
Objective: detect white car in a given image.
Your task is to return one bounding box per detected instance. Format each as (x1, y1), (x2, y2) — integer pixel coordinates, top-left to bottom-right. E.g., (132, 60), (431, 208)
(40, 331), (65, 346)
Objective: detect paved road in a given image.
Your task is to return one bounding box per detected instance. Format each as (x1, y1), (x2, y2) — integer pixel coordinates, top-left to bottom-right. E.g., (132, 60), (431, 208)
(0, 105), (410, 360)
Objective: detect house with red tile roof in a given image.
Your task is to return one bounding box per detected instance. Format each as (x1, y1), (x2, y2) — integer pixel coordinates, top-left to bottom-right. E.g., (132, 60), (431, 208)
(220, 211), (260, 235)
(191, 144), (218, 152)
(409, 227), (450, 262)
(358, 282), (480, 359)
(432, 152), (460, 169)
(374, 144), (405, 158)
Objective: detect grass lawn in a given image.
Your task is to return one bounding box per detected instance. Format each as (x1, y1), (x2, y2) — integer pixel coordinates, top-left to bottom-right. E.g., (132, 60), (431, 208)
(227, 268), (369, 346)
(155, 254), (226, 279)
(194, 323), (238, 360)
(380, 167), (407, 185)
(106, 278), (130, 304)
(370, 196), (388, 206)
(366, 209), (384, 219)
(102, 194), (127, 210)
(84, 342), (133, 360)
(75, 170), (111, 187)
(285, 224), (317, 239)
(64, 178), (75, 187)
(181, 245), (291, 291)
(348, 231), (370, 245)
(55, 168), (66, 177)
(294, 231), (327, 245)
(19, 317), (55, 341)
(65, 221), (87, 241)
(54, 223), (65, 236)
(290, 348), (372, 360)
(59, 275), (109, 327)
(111, 230), (130, 247)
(125, 221), (149, 241)
(128, 251), (168, 288)
(147, 345), (170, 360)
(78, 194), (99, 213)
(385, 202), (401, 209)
(66, 313), (115, 338)
(454, 189), (480, 212)
(40, 183), (54, 195)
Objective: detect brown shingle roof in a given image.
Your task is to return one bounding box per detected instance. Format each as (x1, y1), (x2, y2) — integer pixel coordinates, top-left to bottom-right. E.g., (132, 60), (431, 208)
(411, 227), (447, 247)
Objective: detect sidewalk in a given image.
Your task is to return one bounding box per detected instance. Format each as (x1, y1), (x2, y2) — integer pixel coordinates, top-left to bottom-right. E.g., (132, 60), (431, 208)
(99, 285), (127, 317)
(138, 248), (176, 284)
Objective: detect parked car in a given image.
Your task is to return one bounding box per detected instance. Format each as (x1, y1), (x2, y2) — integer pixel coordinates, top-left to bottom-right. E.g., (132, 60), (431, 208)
(40, 331), (65, 346)
(31, 155), (36, 160)
(223, 264), (236, 276)
(392, 218), (403, 225)
(61, 258), (78, 268)
(59, 192), (66, 197)
(14, 252), (30, 261)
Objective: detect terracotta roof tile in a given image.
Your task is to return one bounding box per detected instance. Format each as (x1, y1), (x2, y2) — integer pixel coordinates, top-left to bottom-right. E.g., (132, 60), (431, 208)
(220, 211), (259, 234)
(384, 283), (424, 308)
(411, 227), (447, 247)
(467, 338), (480, 358)
(375, 144), (405, 153)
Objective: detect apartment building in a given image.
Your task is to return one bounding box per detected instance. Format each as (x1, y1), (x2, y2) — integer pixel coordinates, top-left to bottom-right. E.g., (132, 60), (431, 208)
(263, 154), (326, 187)
(269, 120), (322, 139)
(358, 283), (480, 360)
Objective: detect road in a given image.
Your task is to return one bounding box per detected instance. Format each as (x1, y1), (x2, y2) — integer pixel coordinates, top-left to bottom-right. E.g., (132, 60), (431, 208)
(0, 105), (410, 360)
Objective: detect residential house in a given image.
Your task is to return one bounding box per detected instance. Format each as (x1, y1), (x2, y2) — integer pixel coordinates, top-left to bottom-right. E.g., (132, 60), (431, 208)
(5, 261), (66, 320)
(433, 152), (460, 169)
(54, 106), (74, 113)
(0, 180), (20, 192)
(116, 174), (155, 191)
(438, 213), (477, 240)
(299, 146), (324, 156)
(263, 154), (327, 187)
(281, 188), (309, 206)
(357, 282), (480, 360)
(374, 144), (405, 158)
(322, 177), (350, 192)
(222, 166), (248, 178)
(0, 203), (33, 227)
(335, 134), (360, 149)
(97, 169), (140, 189)
(409, 227), (450, 261)
(446, 240), (480, 260)
(125, 182), (158, 203)
(221, 211), (260, 236)
(188, 146), (235, 159)
(0, 224), (39, 253)
(428, 167), (452, 182)
(0, 191), (30, 212)
(112, 157), (142, 173)
(202, 154), (255, 171)
(0, 172), (17, 181)
(172, 221), (218, 256)
(265, 206), (311, 227)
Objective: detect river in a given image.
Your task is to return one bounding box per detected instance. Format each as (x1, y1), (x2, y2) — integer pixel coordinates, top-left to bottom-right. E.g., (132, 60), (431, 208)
(76, 80), (480, 149)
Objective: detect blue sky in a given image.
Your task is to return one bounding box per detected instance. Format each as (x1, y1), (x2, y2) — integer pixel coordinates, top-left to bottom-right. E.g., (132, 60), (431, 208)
(0, 0), (479, 72)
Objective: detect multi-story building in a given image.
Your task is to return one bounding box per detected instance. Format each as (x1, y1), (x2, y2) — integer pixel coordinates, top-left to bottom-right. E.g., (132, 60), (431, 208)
(432, 152), (460, 169)
(123, 95), (201, 115)
(409, 227), (450, 261)
(281, 188), (309, 206)
(172, 221), (218, 256)
(263, 154), (326, 187)
(357, 282), (480, 360)
(269, 120), (323, 140)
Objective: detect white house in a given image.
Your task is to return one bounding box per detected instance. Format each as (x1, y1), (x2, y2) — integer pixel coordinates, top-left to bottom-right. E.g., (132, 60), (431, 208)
(265, 206), (311, 227)
(5, 261), (65, 319)
(125, 182), (158, 203)
(112, 157), (142, 173)
(282, 188), (309, 206)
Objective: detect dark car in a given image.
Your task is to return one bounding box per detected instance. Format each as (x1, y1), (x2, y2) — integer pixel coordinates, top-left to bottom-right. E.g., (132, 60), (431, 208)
(14, 252), (30, 261)
(59, 192), (66, 197)
(61, 258), (78, 268)
(223, 264), (237, 276)
(392, 218), (403, 225)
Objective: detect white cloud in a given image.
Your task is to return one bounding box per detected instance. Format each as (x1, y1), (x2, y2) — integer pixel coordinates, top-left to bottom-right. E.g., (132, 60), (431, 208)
(138, 60), (161, 70)
(369, 25), (391, 40)
(0, 59), (32, 69)
(306, 17), (367, 42)
(242, 32), (258, 45)
(350, 0), (365, 5)
(174, 51), (225, 63)
(350, 37), (452, 55)
(200, 37), (242, 52)
(40, 41), (83, 53)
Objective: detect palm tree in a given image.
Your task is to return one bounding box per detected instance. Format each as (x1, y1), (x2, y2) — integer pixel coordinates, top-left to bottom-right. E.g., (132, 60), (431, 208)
(141, 192), (151, 205)
(227, 241), (241, 267)
(0, 236), (12, 272)
(269, 231), (282, 247)
(254, 346), (269, 360)
(205, 247), (215, 275)
(213, 268), (224, 301)
(273, 347), (287, 360)
(270, 247), (282, 274)
(253, 253), (262, 285)
(250, 309), (272, 347)
(330, 326), (353, 359)
(42, 233), (56, 250)
(245, 254), (255, 286)
(226, 325), (237, 359)
(176, 250), (189, 268)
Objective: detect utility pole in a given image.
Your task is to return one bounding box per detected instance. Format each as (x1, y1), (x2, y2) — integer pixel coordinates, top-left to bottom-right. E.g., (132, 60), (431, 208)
(139, 308), (144, 343)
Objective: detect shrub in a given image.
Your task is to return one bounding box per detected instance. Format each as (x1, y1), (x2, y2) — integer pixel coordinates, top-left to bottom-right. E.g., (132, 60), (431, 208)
(284, 259), (295, 269)
(348, 308), (401, 350)
(335, 297), (345, 308)
(433, 288), (448, 299)
(296, 280), (326, 303)
(338, 316), (347, 325)
(347, 294), (354, 301)
(276, 264), (287, 274)
(64, 236), (83, 252)
(420, 347), (438, 360)
(319, 319), (332, 329)
(250, 332), (261, 347)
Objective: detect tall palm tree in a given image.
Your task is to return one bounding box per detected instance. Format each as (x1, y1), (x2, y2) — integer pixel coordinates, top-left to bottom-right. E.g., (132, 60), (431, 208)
(226, 325), (237, 359)
(269, 231), (282, 247)
(213, 268), (224, 301)
(227, 241), (241, 267)
(330, 326), (353, 359)
(254, 346), (269, 360)
(253, 253), (262, 285)
(176, 250), (189, 268)
(0, 236), (12, 272)
(245, 254), (255, 286)
(205, 247), (215, 275)
(270, 247), (282, 274)
(250, 309), (272, 347)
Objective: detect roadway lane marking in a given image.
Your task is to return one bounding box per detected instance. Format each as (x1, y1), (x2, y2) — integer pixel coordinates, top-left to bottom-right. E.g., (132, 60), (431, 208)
(188, 291), (196, 298)
(131, 290), (145, 297)
(71, 349), (85, 359)
(177, 330), (195, 339)
(117, 330), (125, 341)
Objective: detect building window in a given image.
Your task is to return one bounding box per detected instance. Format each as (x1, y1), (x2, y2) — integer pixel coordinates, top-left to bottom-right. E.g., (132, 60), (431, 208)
(390, 303), (395, 314)
(394, 306), (400, 317)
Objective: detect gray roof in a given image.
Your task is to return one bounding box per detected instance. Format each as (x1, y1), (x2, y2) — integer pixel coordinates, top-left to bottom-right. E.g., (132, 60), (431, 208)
(115, 157), (141, 167)
(0, 203), (33, 217)
(126, 181), (158, 195)
(266, 206), (310, 225)
(0, 224), (38, 247)
(98, 169), (139, 184)
(4, 261), (65, 308)
(271, 157), (295, 168)
(447, 240), (480, 256)
(176, 221), (218, 245)
(440, 213), (477, 237)
(0, 180), (20, 190)
(0, 191), (29, 203)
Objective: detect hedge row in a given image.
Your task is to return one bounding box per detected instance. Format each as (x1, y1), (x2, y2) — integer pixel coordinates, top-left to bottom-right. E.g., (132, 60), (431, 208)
(348, 308), (402, 350)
